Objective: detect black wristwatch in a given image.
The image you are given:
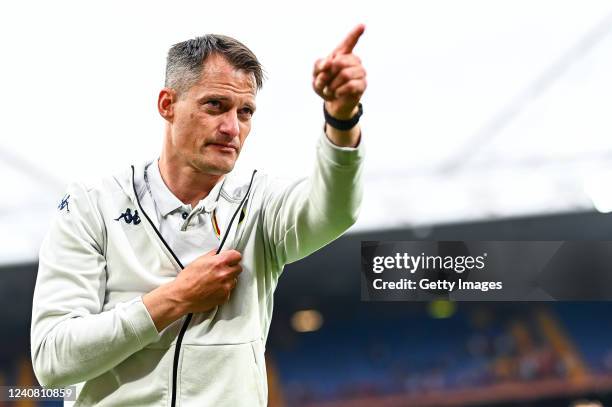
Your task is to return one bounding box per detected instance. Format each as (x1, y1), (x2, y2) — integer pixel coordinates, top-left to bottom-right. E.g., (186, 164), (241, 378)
(324, 103), (363, 131)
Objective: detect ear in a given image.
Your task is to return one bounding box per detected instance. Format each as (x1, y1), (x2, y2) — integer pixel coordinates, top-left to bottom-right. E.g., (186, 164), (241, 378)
(158, 88), (177, 122)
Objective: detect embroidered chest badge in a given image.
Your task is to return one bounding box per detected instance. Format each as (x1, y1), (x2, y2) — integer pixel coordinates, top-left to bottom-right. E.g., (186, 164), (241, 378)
(115, 208), (141, 225)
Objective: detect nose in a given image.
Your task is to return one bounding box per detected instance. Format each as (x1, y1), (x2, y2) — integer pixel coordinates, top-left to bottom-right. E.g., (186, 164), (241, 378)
(218, 110), (240, 140)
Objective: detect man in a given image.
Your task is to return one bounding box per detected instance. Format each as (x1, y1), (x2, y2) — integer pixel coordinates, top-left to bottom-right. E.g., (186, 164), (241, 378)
(31, 25), (366, 406)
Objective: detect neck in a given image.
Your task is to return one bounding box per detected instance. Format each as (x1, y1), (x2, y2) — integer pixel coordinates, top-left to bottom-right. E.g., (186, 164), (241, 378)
(158, 152), (224, 209)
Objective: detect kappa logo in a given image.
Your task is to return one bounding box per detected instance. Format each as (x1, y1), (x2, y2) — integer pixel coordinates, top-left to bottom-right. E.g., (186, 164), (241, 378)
(58, 194), (70, 212)
(115, 208), (141, 225)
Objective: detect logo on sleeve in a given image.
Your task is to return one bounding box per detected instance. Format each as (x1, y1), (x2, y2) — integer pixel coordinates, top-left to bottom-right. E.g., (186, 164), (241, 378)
(115, 208), (141, 225)
(58, 194), (70, 212)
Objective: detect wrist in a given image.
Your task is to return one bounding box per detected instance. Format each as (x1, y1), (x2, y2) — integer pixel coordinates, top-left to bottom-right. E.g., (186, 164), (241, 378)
(164, 281), (189, 317)
(143, 281), (189, 332)
(325, 102), (359, 120)
(324, 102), (363, 132)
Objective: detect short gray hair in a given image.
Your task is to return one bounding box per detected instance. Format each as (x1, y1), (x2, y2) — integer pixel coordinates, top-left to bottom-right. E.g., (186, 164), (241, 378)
(165, 34), (264, 96)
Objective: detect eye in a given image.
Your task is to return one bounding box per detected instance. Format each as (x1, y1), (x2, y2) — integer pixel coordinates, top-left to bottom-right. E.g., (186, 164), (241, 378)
(206, 100), (221, 108)
(239, 107), (254, 118)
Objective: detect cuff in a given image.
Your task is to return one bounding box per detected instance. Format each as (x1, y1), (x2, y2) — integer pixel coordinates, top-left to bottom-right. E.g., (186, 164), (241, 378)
(123, 296), (161, 346)
(319, 127), (365, 167)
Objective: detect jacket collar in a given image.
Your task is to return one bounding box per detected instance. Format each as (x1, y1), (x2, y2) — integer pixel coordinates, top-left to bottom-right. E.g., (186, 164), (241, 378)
(145, 159), (224, 216)
(114, 160), (255, 209)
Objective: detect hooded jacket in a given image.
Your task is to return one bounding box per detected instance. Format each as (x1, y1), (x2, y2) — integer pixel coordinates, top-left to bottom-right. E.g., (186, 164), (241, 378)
(30, 132), (364, 406)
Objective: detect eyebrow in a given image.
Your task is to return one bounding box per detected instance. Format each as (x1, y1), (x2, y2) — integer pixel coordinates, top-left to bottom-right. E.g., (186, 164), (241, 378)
(198, 94), (229, 103)
(199, 94), (256, 111)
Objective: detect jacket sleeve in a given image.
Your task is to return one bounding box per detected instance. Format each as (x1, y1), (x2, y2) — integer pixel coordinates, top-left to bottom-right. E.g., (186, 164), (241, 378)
(30, 182), (160, 388)
(261, 129), (364, 267)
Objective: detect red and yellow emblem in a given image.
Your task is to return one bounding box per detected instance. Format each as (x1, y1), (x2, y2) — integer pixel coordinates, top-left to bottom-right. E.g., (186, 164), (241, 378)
(211, 209), (221, 239)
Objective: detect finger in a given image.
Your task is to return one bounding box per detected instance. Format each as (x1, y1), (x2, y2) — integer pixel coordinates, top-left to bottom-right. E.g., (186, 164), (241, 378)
(327, 66), (366, 94)
(313, 71), (332, 92)
(227, 264), (243, 277)
(332, 24), (365, 56)
(314, 54), (360, 91)
(220, 249), (242, 266)
(313, 57), (332, 76)
(226, 276), (238, 291)
(322, 86), (335, 100)
(313, 75), (334, 101)
(312, 77), (326, 99)
(334, 78), (367, 98)
(327, 54), (362, 76)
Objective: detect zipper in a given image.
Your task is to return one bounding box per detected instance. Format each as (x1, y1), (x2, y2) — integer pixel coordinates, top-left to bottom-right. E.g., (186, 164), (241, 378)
(130, 166), (257, 407)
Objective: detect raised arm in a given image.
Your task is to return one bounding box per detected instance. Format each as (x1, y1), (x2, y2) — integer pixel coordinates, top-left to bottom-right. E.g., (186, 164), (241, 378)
(262, 25), (367, 267)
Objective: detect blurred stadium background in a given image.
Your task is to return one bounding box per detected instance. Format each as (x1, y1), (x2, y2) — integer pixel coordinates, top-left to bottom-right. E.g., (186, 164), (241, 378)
(2, 1), (612, 406)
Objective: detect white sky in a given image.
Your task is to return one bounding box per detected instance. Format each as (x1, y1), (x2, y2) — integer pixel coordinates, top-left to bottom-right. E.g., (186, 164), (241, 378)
(2, 0), (612, 263)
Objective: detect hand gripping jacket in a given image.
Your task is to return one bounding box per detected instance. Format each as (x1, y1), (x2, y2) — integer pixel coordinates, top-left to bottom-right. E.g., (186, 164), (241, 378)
(30, 132), (364, 406)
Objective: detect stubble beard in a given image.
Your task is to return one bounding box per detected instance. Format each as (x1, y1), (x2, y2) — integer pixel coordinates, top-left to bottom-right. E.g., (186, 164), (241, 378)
(190, 150), (237, 176)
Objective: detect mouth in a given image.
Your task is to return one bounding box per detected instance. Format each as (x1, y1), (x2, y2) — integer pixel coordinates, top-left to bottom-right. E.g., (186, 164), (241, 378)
(207, 143), (238, 153)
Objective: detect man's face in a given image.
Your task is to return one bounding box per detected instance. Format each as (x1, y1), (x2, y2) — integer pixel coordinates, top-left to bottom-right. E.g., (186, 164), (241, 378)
(165, 53), (257, 175)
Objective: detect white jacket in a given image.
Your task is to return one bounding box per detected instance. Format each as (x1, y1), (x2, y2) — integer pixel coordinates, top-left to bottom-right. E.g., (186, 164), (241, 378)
(30, 132), (364, 406)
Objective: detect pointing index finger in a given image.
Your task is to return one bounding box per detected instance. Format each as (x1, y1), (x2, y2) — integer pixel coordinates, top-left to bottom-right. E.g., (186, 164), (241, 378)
(333, 24), (365, 56)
